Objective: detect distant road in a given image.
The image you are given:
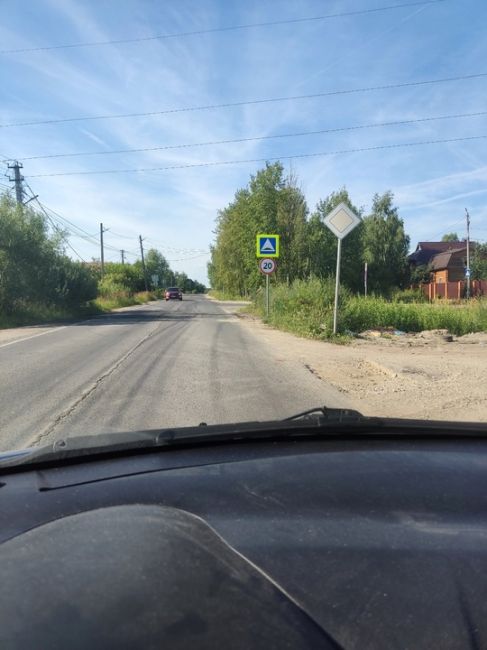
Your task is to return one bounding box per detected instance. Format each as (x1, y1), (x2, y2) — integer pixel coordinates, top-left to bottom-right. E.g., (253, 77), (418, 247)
(0, 295), (350, 451)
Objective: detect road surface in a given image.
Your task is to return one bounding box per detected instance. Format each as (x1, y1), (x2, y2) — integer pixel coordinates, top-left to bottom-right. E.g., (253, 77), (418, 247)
(0, 295), (350, 451)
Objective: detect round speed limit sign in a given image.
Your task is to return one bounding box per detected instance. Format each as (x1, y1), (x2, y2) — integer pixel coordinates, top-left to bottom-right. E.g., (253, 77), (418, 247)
(259, 258), (276, 275)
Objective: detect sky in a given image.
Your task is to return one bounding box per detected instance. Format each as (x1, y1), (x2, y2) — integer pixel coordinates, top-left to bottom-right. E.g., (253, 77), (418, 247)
(1, 0), (486, 283)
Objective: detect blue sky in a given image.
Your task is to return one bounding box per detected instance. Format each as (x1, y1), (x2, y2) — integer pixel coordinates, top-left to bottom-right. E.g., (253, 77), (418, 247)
(1, 0), (486, 282)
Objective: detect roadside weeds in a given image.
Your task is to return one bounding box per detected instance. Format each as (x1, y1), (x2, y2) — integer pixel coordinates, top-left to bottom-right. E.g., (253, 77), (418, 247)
(214, 297), (487, 423)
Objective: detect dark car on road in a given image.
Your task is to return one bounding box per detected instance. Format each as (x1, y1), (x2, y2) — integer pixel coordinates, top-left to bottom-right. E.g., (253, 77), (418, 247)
(165, 287), (182, 301)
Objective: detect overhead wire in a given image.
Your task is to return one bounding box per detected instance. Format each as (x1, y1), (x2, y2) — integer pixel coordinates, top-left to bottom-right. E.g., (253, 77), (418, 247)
(0, 1), (447, 55)
(2, 71), (485, 128)
(34, 199), (88, 262)
(165, 253), (210, 262)
(25, 134), (487, 178)
(12, 110), (487, 161)
(23, 183), (201, 259)
(17, 179), (208, 265)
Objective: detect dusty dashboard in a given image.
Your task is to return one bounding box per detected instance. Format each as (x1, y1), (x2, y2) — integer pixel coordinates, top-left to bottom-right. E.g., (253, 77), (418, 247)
(1, 433), (487, 649)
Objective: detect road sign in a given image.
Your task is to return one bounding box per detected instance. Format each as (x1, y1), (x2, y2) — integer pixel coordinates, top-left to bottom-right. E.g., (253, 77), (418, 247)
(323, 202), (361, 334)
(259, 258), (276, 275)
(256, 234), (280, 258)
(151, 274), (159, 286)
(465, 268), (471, 278)
(323, 203), (361, 240)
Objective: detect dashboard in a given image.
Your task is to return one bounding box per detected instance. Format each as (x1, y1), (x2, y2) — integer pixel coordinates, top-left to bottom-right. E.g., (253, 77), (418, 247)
(1, 435), (486, 649)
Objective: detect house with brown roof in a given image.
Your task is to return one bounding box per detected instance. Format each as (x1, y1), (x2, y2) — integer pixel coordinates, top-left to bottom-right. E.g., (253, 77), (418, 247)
(429, 248), (468, 283)
(408, 241), (476, 283)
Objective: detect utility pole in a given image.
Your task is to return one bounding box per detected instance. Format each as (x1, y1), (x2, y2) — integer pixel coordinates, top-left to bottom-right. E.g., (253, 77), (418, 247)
(139, 235), (149, 291)
(465, 208), (471, 299)
(100, 223), (108, 276)
(7, 161), (24, 204)
(121, 249), (125, 265)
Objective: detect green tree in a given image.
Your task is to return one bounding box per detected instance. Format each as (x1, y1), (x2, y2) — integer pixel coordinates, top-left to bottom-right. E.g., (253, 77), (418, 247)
(102, 262), (145, 293)
(409, 263), (431, 285)
(362, 191), (410, 295)
(144, 249), (172, 289)
(275, 174), (308, 284)
(308, 188), (364, 292)
(441, 232), (460, 242)
(0, 192), (98, 312)
(471, 243), (487, 280)
(208, 163), (309, 295)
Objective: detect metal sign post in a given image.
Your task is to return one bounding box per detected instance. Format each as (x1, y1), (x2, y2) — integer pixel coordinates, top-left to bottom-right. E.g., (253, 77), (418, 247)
(258, 257), (276, 318)
(333, 239), (342, 334)
(323, 203), (361, 335)
(266, 275), (270, 317)
(257, 236), (279, 319)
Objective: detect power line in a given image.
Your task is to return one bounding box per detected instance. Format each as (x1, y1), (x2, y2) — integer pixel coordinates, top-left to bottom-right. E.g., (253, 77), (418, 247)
(3, 71), (485, 129)
(22, 182), (206, 263)
(24, 183), (102, 245)
(26, 134), (487, 178)
(12, 110), (487, 161)
(166, 252), (210, 262)
(34, 199), (88, 262)
(0, 1), (447, 55)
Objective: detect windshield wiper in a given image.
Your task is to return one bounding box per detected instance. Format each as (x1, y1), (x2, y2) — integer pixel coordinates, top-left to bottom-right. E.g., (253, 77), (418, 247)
(283, 406), (364, 422)
(1, 408), (486, 470)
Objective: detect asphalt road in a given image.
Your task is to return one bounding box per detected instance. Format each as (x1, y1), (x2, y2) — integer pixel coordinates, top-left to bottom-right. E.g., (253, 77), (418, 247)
(0, 295), (350, 451)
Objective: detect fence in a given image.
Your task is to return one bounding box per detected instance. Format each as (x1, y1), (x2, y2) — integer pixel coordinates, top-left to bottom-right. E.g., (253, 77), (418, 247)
(421, 280), (487, 300)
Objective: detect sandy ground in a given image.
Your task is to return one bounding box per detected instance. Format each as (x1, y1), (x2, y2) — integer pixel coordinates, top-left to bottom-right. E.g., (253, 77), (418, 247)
(232, 309), (487, 422)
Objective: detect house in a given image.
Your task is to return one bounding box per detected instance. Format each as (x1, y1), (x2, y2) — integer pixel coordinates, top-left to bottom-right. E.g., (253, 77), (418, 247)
(408, 241), (476, 283)
(429, 248), (468, 283)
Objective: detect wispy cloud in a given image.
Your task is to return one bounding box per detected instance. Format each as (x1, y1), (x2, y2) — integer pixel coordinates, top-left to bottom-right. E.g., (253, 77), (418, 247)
(1, 0), (486, 278)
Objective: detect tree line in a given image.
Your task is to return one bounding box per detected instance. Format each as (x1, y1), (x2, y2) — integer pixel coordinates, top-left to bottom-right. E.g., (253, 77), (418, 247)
(0, 192), (204, 316)
(208, 162), (410, 296)
(98, 249), (205, 297)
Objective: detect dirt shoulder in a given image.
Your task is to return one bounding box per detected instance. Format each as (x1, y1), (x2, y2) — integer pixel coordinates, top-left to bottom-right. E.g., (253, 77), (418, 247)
(225, 305), (487, 422)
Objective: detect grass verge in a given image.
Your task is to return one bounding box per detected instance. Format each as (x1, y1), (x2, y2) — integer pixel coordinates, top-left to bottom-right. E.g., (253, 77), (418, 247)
(249, 279), (487, 340)
(208, 290), (251, 301)
(0, 291), (161, 329)
(92, 290), (160, 311)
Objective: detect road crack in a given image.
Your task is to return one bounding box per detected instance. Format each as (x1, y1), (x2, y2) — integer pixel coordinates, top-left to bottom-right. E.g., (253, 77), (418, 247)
(28, 324), (162, 447)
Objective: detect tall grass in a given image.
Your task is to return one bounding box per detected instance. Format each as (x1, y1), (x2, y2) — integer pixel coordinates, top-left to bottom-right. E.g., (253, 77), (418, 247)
(0, 291), (160, 329)
(249, 279), (487, 339)
(343, 296), (487, 336)
(248, 277), (344, 338)
(0, 302), (103, 329)
(92, 290), (159, 311)
(208, 290), (251, 301)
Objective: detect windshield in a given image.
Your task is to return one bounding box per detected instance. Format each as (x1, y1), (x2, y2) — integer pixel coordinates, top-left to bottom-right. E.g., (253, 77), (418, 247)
(1, 0), (486, 458)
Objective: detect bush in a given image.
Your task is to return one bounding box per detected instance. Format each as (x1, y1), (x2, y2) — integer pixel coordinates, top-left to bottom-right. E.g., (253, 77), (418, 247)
(250, 277), (349, 338)
(98, 274), (131, 299)
(392, 288), (426, 303)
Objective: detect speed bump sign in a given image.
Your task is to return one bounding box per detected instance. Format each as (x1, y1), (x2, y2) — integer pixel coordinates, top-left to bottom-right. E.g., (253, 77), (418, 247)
(256, 234), (280, 258)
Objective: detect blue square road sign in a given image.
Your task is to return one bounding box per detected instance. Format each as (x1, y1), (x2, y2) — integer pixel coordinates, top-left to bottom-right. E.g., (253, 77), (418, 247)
(256, 234), (280, 258)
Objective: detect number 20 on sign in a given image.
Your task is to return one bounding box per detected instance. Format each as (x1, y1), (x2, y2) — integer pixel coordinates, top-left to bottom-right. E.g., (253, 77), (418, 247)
(259, 258), (276, 275)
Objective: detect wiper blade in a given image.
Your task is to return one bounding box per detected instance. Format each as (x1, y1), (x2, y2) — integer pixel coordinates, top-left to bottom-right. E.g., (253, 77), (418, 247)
(0, 411), (374, 469)
(284, 406), (364, 422)
(2, 410), (487, 471)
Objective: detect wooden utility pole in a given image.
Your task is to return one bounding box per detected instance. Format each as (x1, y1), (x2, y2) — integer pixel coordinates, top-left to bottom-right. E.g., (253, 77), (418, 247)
(139, 235), (149, 291)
